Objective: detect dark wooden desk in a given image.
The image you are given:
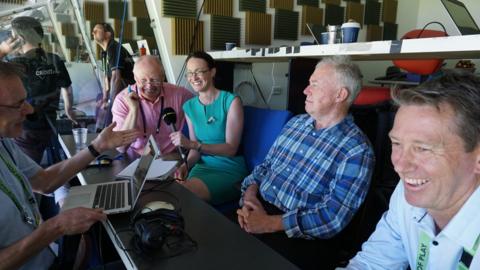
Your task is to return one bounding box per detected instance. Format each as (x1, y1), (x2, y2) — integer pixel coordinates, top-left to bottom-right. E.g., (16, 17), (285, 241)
(59, 134), (299, 270)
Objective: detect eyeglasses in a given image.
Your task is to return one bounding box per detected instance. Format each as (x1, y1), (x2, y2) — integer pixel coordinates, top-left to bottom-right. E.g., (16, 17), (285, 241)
(185, 69), (209, 78)
(0, 100), (29, 112)
(139, 79), (163, 86)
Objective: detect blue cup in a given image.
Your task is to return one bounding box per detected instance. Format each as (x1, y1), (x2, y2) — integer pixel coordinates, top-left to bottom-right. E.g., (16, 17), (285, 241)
(225, 42), (236, 51)
(341, 22), (361, 43)
(320, 32), (329, 44)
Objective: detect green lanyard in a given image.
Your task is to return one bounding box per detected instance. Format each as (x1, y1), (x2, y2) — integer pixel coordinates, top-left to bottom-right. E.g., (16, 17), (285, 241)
(0, 151), (40, 227)
(417, 230), (480, 270)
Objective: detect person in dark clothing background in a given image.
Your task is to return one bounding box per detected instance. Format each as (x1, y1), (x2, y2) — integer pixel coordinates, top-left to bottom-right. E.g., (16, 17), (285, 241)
(7, 16), (76, 164)
(92, 22), (135, 129)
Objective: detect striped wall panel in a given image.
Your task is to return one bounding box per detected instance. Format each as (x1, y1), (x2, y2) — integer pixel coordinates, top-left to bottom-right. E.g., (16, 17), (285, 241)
(204, 0), (233, 17)
(325, 4), (344, 25)
(322, 0), (340, 5)
(383, 22), (397, 40)
(346, 2), (364, 27)
(365, 0), (381, 25)
(83, 1), (105, 24)
(297, 0), (319, 7)
(108, 0), (128, 20)
(274, 9), (299, 40)
(65, 35), (80, 49)
(172, 17), (204, 55)
(113, 19), (133, 40)
(382, 0), (397, 23)
(269, 0), (293, 10)
(301, 6), (323, 35)
(164, 0), (197, 18)
(239, 0), (266, 13)
(211, 15), (240, 50)
(137, 18), (154, 37)
(366, 25), (382, 41)
(132, 0), (149, 18)
(0, 0), (26, 4)
(245, 11), (271, 45)
(61, 23), (75, 36)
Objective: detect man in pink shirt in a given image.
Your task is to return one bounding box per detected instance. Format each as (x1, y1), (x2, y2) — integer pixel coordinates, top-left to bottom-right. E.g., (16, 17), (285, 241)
(112, 56), (193, 157)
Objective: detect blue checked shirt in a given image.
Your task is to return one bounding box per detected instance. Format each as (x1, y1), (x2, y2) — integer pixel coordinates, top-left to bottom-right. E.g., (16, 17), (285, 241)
(241, 114), (374, 239)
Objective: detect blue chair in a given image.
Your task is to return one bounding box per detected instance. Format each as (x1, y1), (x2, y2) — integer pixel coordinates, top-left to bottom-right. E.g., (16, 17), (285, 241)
(214, 106), (293, 213)
(241, 106), (293, 172)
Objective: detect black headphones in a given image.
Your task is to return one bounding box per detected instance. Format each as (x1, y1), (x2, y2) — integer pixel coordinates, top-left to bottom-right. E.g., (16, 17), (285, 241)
(132, 207), (185, 252)
(130, 200), (197, 258)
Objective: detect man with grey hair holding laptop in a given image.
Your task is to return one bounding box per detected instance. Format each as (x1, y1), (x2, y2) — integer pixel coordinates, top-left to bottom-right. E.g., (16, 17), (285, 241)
(0, 61), (139, 269)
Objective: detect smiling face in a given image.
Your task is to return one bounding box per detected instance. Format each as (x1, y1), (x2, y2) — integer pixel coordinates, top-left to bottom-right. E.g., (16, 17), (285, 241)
(185, 57), (215, 93)
(389, 104), (480, 216)
(0, 76), (34, 137)
(133, 57), (165, 102)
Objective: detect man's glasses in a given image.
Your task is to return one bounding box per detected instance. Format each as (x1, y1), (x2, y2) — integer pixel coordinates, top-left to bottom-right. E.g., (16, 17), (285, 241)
(139, 79), (163, 86)
(185, 69), (209, 78)
(0, 100), (29, 112)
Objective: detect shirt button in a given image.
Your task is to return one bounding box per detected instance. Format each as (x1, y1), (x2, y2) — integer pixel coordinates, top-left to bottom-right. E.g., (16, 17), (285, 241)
(273, 186), (277, 189)
(312, 132), (316, 136)
(286, 168), (290, 172)
(432, 240), (438, 246)
(300, 150), (303, 154)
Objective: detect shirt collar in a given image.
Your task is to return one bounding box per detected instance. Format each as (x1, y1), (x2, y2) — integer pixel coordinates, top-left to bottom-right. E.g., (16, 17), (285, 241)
(441, 186), (480, 250)
(305, 114), (354, 134)
(410, 185), (480, 249)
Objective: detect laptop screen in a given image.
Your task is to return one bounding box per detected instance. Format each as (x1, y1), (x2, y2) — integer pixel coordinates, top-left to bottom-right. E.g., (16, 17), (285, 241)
(441, 0), (480, 35)
(131, 135), (159, 206)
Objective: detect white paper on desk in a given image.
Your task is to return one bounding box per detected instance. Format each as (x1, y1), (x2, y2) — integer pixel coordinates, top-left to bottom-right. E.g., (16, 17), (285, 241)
(117, 158), (177, 180)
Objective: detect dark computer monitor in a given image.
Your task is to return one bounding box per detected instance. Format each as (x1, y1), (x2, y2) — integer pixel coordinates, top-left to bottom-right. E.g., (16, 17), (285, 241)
(441, 0), (480, 35)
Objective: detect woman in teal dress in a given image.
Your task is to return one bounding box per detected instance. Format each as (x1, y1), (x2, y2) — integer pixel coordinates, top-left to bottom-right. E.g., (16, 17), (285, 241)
(169, 51), (248, 205)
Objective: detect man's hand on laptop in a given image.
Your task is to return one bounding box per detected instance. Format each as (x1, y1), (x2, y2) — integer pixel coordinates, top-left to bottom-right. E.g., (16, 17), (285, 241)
(44, 207), (106, 236)
(92, 122), (140, 153)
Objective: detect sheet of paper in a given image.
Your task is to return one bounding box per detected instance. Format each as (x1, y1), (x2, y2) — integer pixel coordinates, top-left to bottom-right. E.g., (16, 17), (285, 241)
(117, 158), (177, 180)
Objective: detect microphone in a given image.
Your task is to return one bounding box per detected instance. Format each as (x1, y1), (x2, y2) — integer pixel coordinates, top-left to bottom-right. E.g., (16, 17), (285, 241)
(162, 107), (188, 169)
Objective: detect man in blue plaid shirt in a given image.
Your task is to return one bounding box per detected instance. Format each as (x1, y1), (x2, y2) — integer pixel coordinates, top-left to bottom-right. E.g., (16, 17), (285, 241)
(237, 55), (375, 269)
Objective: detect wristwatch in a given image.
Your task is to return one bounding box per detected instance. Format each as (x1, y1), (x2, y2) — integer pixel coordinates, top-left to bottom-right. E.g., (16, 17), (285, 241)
(88, 144), (101, 157)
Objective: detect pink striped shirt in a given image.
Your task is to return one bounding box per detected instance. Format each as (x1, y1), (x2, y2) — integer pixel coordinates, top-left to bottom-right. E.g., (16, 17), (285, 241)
(112, 83), (193, 155)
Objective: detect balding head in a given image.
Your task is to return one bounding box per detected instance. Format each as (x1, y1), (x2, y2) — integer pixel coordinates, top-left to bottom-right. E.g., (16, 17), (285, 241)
(133, 55), (164, 77)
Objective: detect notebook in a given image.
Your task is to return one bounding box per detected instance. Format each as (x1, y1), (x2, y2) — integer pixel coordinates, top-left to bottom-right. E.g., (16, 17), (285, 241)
(62, 135), (160, 215)
(441, 0), (480, 35)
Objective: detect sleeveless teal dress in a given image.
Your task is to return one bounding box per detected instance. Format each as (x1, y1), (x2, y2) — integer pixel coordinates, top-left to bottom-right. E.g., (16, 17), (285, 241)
(183, 91), (248, 205)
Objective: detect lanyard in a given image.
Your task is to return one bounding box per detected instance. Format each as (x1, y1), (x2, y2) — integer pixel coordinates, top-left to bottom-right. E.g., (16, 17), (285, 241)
(416, 230), (480, 270)
(0, 150), (40, 227)
(133, 85), (165, 138)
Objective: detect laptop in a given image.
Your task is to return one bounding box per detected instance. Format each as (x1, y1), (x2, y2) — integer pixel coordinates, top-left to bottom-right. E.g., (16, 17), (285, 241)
(441, 0), (480, 35)
(62, 135), (160, 215)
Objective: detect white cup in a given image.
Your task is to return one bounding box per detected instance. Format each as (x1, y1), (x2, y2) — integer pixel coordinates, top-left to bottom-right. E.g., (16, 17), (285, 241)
(72, 128), (88, 149)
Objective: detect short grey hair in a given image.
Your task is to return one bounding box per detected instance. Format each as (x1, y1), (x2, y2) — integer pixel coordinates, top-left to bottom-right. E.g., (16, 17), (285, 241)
(316, 55), (363, 105)
(392, 69), (480, 152)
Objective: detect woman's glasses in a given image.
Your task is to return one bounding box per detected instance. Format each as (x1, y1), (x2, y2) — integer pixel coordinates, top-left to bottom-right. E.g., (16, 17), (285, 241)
(185, 69), (209, 78)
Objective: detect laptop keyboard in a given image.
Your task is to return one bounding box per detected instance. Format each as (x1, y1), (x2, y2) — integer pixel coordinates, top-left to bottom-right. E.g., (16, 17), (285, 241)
(93, 182), (126, 210)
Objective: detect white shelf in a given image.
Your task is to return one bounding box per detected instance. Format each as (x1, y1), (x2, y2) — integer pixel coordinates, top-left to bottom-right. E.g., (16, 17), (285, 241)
(209, 35), (480, 62)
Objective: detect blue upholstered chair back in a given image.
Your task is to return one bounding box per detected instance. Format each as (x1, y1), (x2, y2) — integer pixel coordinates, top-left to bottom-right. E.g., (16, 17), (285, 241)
(241, 106), (293, 172)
